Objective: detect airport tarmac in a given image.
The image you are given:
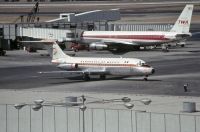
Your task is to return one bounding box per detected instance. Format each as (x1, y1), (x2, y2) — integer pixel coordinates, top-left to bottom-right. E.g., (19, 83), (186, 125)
(1, 41), (200, 113)
(1, 41), (200, 96)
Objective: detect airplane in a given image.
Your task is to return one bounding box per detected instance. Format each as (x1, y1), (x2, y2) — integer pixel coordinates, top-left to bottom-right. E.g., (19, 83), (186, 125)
(80, 4), (193, 51)
(40, 41), (155, 81)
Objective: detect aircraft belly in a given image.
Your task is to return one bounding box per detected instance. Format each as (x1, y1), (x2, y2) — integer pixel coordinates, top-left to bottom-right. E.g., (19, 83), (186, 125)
(130, 67), (146, 76)
(75, 65), (149, 76)
(135, 40), (167, 46)
(107, 67), (132, 75)
(79, 66), (105, 74)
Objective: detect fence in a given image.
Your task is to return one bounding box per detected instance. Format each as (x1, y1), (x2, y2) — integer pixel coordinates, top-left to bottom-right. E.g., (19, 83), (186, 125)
(0, 104), (200, 132)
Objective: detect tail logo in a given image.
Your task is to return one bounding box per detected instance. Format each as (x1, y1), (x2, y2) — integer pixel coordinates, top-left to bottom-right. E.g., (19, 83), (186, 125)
(178, 20), (189, 25)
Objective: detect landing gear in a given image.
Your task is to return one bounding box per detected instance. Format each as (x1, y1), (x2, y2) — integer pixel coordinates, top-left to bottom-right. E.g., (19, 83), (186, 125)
(83, 74), (90, 81)
(100, 75), (106, 80)
(134, 46), (140, 51)
(181, 44), (185, 47)
(162, 45), (169, 52)
(144, 76), (148, 81)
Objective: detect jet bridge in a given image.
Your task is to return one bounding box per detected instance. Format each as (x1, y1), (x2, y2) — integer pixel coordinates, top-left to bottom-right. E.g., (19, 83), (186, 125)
(19, 27), (81, 42)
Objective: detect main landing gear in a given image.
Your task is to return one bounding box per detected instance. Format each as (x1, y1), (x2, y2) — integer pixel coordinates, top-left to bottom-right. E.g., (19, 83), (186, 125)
(100, 75), (106, 80)
(144, 75), (148, 81)
(83, 74), (90, 81)
(82, 74), (106, 81)
(162, 44), (169, 52)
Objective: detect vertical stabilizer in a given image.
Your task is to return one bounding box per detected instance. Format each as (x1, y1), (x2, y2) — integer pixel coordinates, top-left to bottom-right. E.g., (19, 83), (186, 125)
(170, 5), (193, 33)
(52, 42), (70, 60)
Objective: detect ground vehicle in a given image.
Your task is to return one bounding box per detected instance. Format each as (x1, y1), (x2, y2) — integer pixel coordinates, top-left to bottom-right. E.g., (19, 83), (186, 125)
(70, 43), (89, 52)
(0, 48), (6, 56)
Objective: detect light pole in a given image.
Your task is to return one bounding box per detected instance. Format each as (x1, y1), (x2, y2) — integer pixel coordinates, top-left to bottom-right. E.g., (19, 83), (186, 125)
(14, 96), (151, 132)
(80, 95), (87, 132)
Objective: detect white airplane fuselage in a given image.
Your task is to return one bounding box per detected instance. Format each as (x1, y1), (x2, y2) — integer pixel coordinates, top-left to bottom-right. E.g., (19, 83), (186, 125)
(51, 43), (155, 80)
(81, 31), (191, 46)
(52, 57), (154, 76)
(79, 5), (193, 51)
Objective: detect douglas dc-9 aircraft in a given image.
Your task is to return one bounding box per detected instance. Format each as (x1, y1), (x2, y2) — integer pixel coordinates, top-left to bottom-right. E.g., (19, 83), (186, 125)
(80, 4), (193, 51)
(40, 42), (155, 81)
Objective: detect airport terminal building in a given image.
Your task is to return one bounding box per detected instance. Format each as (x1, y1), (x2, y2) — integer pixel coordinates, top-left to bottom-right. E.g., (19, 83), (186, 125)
(0, 9), (180, 50)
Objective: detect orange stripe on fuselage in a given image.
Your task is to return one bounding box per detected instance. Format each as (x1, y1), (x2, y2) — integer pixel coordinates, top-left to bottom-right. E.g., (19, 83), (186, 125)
(73, 63), (136, 67)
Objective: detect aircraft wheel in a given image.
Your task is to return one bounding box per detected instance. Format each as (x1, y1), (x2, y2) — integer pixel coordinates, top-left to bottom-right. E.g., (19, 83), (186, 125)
(181, 44), (185, 47)
(100, 75), (106, 80)
(83, 74), (90, 81)
(144, 76), (148, 81)
(135, 46), (140, 50)
(162, 46), (169, 52)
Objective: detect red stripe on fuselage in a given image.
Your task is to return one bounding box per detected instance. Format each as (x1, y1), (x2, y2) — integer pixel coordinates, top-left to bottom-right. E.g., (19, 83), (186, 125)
(83, 35), (169, 40)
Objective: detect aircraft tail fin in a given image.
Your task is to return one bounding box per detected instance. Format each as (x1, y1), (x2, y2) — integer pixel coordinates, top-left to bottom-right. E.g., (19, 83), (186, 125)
(52, 41), (71, 61)
(170, 4), (193, 33)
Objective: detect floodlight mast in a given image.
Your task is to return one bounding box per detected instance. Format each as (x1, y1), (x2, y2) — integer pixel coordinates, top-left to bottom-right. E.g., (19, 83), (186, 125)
(34, 99), (44, 105)
(32, 104), (42, 111)
(140, 98), (152, 105)
(121, 97), (131, 103)
(80, 95), (86, 132)
(124, 103), (134, 109)
(14, 103), (26, 110)
(14, 95), (151, 132)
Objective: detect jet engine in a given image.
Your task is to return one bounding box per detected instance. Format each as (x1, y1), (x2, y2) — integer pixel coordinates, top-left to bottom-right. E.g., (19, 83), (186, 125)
(57, 63), (78, 70)
(89, 42), (108, 50)
(175, 33), (192, 40)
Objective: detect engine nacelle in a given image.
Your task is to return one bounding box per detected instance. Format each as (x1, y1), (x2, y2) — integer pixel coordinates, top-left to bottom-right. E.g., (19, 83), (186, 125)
(175, 33), (192, 40)
(57, 63), (78, 70)
(89, 42), (108, 50)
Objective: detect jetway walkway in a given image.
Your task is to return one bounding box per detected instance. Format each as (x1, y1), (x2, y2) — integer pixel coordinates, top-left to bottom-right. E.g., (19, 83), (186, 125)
(19, 27), (79, 42)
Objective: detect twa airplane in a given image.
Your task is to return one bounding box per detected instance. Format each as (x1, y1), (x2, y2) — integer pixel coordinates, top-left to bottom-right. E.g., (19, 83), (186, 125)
(81, 4), (193, 51)
(42, 42), (155, 81)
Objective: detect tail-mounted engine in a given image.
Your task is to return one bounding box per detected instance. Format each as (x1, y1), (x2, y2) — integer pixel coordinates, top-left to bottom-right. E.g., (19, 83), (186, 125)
(57, 63), (78, 70)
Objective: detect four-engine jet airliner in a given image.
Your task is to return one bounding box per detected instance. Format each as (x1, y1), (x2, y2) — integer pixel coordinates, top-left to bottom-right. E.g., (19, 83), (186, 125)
(81, 4), (193, 51)
(41, 42), (155, 81)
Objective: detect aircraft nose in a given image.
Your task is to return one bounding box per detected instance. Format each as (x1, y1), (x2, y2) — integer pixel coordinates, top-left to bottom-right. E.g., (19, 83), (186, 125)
(151, 69), (155, 74)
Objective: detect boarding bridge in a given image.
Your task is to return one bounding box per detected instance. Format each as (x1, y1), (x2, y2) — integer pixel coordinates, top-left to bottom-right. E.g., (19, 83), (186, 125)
(19, 27), (81, 42)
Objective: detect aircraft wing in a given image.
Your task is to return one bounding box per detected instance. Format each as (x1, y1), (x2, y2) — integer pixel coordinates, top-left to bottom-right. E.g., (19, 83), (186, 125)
(102, 40), (139, 46)
(38, 69), (107, 75)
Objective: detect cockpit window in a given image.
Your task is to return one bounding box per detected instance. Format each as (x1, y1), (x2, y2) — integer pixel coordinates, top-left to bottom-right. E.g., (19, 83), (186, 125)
(141, 63), (151, 67)
(137, 61), (150, 67)
(138, 61), (142, 66)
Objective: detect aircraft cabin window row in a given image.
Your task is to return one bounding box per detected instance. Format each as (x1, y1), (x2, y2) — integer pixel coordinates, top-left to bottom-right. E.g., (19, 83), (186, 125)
(124, 61), (129, 63)
(80, 61), (120, 64)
